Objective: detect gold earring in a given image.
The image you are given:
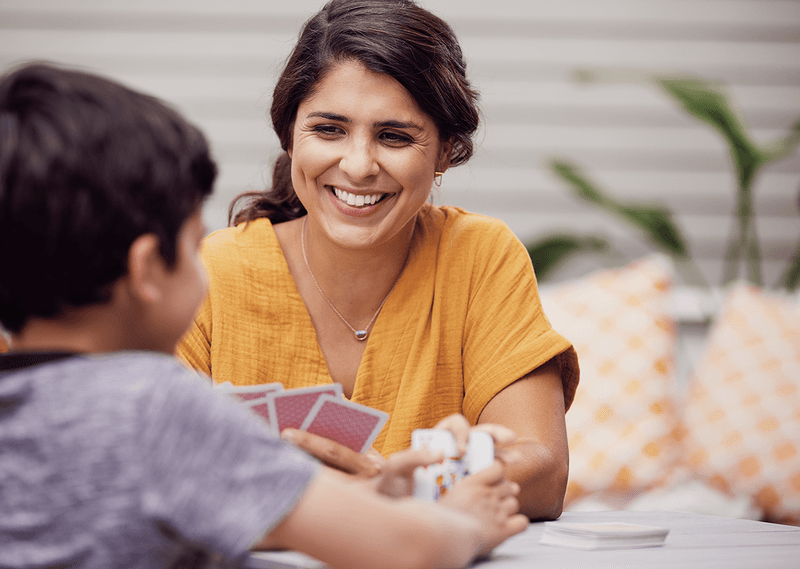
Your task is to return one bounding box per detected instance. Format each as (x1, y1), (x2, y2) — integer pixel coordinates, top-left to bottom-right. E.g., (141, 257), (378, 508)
(434, 171), (444, 187)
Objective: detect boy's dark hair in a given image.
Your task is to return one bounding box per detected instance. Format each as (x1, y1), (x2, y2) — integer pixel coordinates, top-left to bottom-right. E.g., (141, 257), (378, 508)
(0, 62), (217, 334)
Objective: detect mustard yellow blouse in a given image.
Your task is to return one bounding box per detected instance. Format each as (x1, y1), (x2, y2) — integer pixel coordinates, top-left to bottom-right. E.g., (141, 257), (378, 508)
(178, 204), (578, 455)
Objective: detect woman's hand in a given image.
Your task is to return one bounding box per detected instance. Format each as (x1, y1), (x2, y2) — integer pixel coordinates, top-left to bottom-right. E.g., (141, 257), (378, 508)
(432, 413), (523, 465)
(371, 416), (523, 499)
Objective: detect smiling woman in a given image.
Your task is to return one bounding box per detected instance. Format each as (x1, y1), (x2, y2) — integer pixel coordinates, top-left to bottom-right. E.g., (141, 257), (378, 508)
(177, 0), (580, 520)
(287, 59), (445, 253)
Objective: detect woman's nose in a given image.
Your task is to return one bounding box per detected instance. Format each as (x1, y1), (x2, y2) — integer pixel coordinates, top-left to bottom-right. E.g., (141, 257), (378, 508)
(339, 139), (380, 180)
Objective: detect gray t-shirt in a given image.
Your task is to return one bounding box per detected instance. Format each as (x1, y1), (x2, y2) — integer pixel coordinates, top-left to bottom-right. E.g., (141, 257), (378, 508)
(0, 351), (319, 568)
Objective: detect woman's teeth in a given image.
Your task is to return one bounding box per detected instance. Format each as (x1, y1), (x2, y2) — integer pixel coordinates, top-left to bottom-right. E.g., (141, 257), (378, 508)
(333, 187), (384, 207)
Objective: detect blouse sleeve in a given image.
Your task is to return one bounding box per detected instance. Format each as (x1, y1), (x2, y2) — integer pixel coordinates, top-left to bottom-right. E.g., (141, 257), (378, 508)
(176, 294), (213, 376)
(459, 219), (579, 422)
(175, 226), (232, 377)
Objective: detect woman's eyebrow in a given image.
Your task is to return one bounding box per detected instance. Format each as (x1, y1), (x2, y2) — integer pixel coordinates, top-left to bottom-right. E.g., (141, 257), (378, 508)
(306, 112), (422, 131)
(307, 111), (349, 122)
(375, 120), (423, 131)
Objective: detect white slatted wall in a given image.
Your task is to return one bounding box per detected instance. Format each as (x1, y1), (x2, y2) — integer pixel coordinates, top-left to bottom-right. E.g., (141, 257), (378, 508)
(2, 0), (799, 286)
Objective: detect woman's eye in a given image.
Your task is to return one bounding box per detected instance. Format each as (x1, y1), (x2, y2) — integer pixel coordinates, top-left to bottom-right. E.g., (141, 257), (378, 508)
(312, 124), (343, 136)
(380, 131), (412, 146)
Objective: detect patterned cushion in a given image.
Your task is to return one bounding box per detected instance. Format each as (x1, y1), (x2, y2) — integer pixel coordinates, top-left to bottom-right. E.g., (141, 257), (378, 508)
(682, 283), (800, 525)
(539, 255), (682, 505)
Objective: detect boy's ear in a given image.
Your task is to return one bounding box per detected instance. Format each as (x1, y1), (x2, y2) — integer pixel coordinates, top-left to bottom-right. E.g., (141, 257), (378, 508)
(126, 234), (166, 303)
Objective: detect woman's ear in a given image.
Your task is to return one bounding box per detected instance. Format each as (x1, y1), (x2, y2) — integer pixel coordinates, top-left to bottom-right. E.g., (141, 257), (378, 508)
(126, 234), (166, 304)
(436, 139), (454, 173)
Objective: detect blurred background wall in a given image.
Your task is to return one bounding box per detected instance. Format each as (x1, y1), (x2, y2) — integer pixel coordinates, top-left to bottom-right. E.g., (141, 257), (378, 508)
(2, 0), (798, 286)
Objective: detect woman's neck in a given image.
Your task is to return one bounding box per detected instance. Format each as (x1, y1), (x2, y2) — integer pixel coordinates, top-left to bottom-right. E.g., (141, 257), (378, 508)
(276, 214), (416, 325)
(306, 216), (414, 298)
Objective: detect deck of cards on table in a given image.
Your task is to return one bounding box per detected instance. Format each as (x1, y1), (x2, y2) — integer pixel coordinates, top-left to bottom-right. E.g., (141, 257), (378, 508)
(539, 522), (670, 550)
(215, 382), (388, 453)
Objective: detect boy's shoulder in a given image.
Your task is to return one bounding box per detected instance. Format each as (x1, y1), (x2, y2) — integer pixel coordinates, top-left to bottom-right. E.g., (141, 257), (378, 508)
(0, 350), (230, 466)
(0, 349), (319, 567)
(0, 349), (199, 376)
(0, 350), (209, 408)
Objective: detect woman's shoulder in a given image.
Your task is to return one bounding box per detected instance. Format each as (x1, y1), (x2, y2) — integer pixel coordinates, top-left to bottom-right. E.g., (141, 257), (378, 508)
(420, 204), (518, 249)
(201, 218), (279, 266)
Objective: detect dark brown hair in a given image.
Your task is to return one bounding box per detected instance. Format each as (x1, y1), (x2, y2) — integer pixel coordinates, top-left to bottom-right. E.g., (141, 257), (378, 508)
(0, 62), (216, 333)
(229, 0), (480, 226)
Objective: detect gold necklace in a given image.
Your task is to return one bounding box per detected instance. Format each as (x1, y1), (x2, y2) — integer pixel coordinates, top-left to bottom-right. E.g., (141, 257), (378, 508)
(300, 217), (401, 341)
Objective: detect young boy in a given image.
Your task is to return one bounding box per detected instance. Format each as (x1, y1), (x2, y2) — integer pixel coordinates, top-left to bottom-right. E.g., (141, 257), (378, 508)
(0, 63), (527, 569)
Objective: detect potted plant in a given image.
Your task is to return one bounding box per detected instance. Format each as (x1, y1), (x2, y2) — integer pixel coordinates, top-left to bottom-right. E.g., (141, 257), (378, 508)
(527, 74), (800, 291)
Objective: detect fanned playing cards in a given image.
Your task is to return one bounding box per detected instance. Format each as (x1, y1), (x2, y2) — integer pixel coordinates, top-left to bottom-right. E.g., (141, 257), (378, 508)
(539, 522), (669, 550)
(300, 394), (388, 453)
(215, 381), (387, 453)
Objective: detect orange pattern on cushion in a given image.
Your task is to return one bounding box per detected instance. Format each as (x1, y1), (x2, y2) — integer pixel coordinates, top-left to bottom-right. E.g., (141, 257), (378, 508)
(540, 255), (681, 506)
(682, 283), (800, 525)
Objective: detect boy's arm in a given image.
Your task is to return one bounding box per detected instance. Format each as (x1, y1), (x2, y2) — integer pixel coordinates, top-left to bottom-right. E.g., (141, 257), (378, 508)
(257, 465), (527, 569)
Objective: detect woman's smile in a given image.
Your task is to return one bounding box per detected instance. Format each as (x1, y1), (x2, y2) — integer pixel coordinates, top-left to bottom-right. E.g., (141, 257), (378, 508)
(330, 186), (389, 208)
(326, 185), (395, 218)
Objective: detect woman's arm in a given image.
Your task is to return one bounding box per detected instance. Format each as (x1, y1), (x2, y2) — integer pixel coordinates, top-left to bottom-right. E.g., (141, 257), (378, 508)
(477, 357), (568, 520)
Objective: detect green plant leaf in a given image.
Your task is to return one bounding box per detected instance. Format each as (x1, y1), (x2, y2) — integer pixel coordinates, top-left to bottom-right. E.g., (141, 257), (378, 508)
(619, 205), (690, 257)
(526, 235), (608, 281)
(783, 261), (800, 291)
(549, 159), (690, 258)
(779, 238), (800, 291)
(550, 160), (608, 206)
(761, 118), (800, 164)
(658, 77), (763, 190)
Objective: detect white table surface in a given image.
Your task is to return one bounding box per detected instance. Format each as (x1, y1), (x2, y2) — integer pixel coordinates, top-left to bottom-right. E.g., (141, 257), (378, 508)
(478, 510), (800, 569)
(248, 510), (800, 569)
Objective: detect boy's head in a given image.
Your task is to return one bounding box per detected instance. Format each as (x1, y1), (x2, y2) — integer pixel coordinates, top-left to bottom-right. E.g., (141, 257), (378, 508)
(0, 62), (216, 346)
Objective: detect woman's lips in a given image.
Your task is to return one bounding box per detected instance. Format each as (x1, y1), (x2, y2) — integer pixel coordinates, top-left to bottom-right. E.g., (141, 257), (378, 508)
(330, 186), (388, 207)
(327, 185), (393, 217)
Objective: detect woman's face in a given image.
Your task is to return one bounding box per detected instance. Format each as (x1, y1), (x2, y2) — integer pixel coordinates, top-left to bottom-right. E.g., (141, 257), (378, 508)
(289, 59), (449, 251)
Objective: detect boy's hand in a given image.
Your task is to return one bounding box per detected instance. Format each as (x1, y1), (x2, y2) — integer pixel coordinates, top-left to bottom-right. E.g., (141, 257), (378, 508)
(438, 459), (529, 557)
(281, 428), (385, 477)
(282, 428), (445, 498)
(282, 413), (523, 503)
(280, 416), (480, 480)
(371, 446), (443, 498)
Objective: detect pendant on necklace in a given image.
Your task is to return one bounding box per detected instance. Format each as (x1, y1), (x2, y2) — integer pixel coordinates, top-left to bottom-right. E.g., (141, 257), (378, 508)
(355, 330), (368, 341)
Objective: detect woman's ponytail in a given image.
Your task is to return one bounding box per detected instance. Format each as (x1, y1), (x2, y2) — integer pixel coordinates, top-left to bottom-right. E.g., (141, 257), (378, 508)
(227, 151), (306, 227)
